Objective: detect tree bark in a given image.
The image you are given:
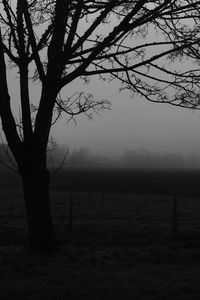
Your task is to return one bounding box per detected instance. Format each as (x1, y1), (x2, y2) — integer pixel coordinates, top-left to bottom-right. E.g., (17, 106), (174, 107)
(21, 166), (57, 252)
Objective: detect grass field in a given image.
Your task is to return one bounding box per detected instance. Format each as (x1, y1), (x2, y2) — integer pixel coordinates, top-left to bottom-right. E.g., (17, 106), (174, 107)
(1, 167), (200, 299)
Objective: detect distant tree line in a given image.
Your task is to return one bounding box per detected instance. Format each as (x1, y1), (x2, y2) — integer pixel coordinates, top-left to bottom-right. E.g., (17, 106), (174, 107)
(121, 149), (199, 169)
(49, 145), (200, 169)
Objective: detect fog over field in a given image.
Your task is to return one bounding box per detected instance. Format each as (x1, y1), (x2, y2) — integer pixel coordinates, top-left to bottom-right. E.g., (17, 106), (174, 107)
(1, 74), (200, 165)
(45, 145), (199, 170)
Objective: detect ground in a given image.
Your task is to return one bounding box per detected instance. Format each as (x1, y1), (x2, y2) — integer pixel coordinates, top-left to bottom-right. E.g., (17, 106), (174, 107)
(1, 168), (200, 299)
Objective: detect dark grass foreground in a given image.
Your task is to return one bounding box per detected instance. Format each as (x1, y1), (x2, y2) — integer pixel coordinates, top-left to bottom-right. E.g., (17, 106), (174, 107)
(1, 168), (200, 299)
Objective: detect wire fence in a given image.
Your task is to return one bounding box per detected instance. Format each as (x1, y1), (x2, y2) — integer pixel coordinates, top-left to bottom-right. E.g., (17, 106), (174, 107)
(51, 192), (200, 244)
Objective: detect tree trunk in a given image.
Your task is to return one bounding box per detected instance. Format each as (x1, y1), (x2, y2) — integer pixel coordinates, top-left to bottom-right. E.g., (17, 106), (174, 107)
(21, 166), (57, 252)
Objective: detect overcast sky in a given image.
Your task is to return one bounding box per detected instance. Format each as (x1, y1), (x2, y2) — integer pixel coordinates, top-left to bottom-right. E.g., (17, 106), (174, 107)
(47, 76), (200, 158)
(1, 61), (199, 160)
(2, 19), (200, 159)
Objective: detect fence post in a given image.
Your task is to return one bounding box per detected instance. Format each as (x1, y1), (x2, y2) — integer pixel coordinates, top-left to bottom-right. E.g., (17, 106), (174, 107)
(171, 197), (178, 234)
(68, 192), (73, 235)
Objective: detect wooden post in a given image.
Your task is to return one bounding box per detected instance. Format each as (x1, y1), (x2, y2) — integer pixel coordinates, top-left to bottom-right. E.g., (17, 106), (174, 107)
(171, 197), (178, 233)
(68, 192), (73, 235)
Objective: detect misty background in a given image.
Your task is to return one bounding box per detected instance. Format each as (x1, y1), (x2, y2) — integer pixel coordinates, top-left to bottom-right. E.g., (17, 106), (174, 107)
(1, 65), (200, 169)
(1, 16), (200, 170)
(50, 78), (200, 169)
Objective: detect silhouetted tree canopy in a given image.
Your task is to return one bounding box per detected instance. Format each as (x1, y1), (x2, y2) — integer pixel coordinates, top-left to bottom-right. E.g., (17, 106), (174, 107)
(1, 0), (200, 251)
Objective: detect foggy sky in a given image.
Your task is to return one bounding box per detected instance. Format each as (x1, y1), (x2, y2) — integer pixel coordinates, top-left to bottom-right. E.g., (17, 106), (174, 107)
(50, 77), (200, 158)
(3, 51), (200, 160)
(1, 12), (200, 160)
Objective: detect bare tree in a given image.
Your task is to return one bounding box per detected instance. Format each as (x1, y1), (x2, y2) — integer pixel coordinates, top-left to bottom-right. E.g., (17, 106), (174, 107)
(0, 0), (200, 252)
